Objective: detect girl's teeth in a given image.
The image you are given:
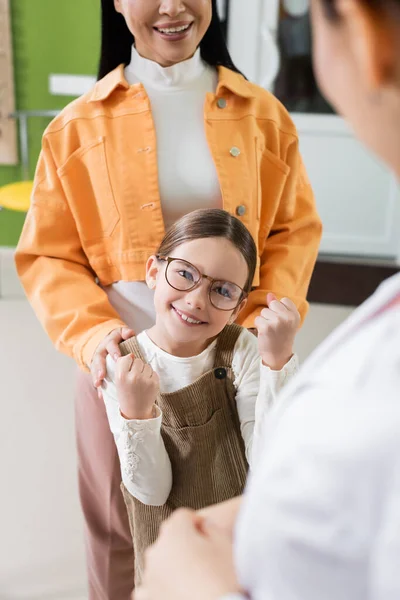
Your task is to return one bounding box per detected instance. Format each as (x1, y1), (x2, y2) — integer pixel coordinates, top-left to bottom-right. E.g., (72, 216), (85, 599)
(185, 316), (202, 324)
(175, 309), (202, 324)
(158, 24), (190, 34)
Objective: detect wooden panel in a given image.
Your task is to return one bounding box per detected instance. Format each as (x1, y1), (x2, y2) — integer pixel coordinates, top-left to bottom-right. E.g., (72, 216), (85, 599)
(0, 0), (18, 165)
(308, 261), (399, 307)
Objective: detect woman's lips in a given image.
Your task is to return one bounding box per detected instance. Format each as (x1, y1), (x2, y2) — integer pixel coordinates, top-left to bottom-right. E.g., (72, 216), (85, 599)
(153, 22), (194, 42)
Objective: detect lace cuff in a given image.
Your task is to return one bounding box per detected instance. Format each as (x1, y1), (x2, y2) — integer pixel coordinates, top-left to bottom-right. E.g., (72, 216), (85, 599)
(261, 353), (299, 391)
(118, 406), (162, 479)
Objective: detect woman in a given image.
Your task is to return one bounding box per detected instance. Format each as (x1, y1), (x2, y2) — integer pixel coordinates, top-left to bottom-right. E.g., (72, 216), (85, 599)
(14, 1), (321, 598)
(135, 0), (400, 599)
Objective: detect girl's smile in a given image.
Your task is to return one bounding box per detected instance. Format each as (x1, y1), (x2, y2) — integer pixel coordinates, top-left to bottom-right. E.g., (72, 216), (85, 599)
(146, 236), (249, 357)
(172, 306), (207, 326)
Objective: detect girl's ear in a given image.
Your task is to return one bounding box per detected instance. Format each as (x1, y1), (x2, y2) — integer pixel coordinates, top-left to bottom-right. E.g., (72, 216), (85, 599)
(146, 255), (160, 290)
(228, 297), (248, 325)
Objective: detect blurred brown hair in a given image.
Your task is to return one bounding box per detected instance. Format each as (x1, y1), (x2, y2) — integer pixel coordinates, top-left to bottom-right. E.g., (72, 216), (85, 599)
(322, 0), (400, 20)
(156, 209), (257, 294)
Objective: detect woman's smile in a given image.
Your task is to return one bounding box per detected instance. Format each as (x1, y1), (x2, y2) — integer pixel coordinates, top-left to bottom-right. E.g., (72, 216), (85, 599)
(153, 20), (194, 41)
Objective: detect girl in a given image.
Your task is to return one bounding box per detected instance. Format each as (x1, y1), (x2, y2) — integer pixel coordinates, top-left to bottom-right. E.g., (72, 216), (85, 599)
(101, 208), (300, 582)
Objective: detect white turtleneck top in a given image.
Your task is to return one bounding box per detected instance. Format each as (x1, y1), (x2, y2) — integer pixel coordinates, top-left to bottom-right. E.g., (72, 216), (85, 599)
(104, 46), (221, 333)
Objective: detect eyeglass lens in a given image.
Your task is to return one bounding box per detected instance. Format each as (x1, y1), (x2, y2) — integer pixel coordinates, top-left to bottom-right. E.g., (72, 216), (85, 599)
(165, 259), (243, 310)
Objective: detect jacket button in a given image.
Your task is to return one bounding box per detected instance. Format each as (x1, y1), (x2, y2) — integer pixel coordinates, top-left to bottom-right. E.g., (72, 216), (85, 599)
(217, 98), (227, 109)
(230, 146), (241, 157)
(236, 205), (246, 217)
(214, 368), (227, 380)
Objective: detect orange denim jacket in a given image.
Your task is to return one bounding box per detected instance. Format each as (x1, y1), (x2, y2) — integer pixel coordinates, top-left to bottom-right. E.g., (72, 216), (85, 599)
(15, 65), (322, 370)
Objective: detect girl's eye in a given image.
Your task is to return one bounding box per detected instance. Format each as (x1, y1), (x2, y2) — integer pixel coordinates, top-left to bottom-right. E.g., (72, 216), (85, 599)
(178, 269), (195, 282)
(214, 284), (234, 299)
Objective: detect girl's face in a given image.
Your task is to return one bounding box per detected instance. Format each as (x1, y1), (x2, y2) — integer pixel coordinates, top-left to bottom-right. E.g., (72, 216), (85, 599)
(310, 0), (400, 172)
(114, 0), (212, 67)
(146, 237), (249, 356)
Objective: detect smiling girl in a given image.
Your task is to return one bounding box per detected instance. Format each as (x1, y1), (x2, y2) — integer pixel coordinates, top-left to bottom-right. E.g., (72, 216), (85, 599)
(101, 208), (300, 582)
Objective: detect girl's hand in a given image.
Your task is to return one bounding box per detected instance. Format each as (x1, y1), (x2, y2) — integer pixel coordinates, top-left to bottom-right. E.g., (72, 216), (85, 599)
(255, 293), (300, 370)
(135, 509), (242, 600)
(90, 327), (135, 395)
(115, 354), (159, 420)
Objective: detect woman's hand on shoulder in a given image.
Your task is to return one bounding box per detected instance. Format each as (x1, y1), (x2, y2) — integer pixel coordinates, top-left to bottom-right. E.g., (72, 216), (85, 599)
(90, 326), (135, 396)
(255, 293), (300, 370)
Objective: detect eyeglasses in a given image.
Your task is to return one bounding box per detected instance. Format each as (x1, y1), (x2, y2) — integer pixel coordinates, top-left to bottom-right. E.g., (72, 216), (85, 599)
(156, 256), (247, 311)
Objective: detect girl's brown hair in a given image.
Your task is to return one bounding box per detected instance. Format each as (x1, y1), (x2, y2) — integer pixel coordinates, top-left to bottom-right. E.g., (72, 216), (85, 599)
(156, 209), (257, 294)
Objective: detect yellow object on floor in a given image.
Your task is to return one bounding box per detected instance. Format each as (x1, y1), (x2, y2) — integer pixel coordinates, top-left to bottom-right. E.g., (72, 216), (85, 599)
(0, 181), (33, 212)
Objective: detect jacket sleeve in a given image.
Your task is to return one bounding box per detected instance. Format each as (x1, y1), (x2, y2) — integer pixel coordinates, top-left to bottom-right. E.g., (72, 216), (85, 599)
(238, 139), (322, 328)
(14, 136), (126, 370)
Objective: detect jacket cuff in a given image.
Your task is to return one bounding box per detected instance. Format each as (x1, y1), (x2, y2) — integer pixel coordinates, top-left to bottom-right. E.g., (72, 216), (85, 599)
(239, 306), (264, 330)
(76, 319), (128, 371)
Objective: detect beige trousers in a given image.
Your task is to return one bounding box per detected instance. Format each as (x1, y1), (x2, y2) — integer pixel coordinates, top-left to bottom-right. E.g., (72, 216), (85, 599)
(75, 369), (135, 600)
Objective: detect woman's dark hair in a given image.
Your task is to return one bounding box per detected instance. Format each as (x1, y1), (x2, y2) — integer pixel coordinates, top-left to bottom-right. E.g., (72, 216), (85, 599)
(156, 208), (257, 294)
(98, 0), (243, 80)
(322, 0), (400, 20)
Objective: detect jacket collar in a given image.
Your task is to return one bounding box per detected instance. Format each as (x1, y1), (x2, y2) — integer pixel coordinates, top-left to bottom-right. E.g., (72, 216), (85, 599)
(88, 65), (130, 102)
(217, 66), (254, 99)
(88, 63), (254, 103)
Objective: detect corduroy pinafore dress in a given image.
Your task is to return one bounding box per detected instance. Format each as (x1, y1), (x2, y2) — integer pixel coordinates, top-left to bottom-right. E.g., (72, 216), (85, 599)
(119, 324), (249, 583)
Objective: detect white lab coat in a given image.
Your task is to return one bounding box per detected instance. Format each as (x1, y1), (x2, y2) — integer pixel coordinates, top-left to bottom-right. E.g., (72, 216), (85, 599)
(235, 272), (400, 600)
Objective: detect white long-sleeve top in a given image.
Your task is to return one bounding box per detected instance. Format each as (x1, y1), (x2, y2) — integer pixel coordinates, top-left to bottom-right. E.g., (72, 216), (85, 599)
(104, 45), (221, 333)
(102, 328), (299, 506)
(234, 272), (400, 600)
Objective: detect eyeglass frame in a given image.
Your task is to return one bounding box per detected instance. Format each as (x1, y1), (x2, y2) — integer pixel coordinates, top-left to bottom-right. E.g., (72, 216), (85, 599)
(156, 255), (248, 311)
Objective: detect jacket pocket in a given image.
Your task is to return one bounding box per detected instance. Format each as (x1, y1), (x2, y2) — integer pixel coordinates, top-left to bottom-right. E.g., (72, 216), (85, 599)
(58, 136), (120, 243)
(255, 139), (290, 219)
(258, 146), (290, 239)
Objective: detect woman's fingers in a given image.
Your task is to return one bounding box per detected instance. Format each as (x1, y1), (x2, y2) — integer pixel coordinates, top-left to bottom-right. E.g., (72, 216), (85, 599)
(90, 348), (108, 387)
(121, 327), (135, 340)
(106, 327), (134, 361)
(89, 327), (135, 389)
(106, 338), (123, 362)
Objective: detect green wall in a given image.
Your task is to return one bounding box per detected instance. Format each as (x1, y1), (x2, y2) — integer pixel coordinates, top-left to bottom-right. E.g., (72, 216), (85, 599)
(0, 0), (100, 246)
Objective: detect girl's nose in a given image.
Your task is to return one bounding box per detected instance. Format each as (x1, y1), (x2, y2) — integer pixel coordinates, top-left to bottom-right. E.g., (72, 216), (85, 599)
(184, 281), (208, 311)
